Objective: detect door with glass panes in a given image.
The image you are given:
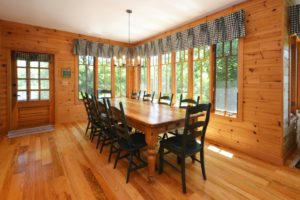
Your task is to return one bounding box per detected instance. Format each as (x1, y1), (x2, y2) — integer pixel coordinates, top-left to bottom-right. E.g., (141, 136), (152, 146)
(11, 52), (54, 130)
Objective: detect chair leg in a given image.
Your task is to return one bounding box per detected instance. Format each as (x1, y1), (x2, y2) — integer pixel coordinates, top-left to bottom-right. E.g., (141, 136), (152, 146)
(126, 153), (133, 183)
(85, 121), (91, 135)
(158, 145), (164, 174)
(100, 136), (106, 153)
(108, 141), (115, 162)
(114, 149), (121, 169)
(96, 133), (101, 149)
(181, 156), (186, 193)
(200, 148), (207, 180)
(191, 155), (196, 163)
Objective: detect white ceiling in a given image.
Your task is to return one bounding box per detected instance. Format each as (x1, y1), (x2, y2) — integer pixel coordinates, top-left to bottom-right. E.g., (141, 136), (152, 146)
(0, 0), (245, 43)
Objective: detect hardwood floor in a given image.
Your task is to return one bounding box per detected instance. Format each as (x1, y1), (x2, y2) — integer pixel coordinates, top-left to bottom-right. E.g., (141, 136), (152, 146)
(0, 122), (299, 200)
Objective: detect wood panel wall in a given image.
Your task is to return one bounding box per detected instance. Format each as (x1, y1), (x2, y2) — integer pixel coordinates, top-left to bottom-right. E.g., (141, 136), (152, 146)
(0, 0), (294, 165)
(0, 20), (133, 134)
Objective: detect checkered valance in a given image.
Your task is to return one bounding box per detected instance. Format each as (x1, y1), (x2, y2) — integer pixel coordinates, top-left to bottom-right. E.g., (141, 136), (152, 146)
(73, 10), (245, 59)
(13, 51), (52, 62)
(289, 5), (300, 35)
(134, 9), (246, 57)
(73, 39), (132, 59)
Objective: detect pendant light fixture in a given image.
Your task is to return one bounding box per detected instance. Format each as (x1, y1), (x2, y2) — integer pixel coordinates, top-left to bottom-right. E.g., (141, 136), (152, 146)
(126, 9), (135, 66)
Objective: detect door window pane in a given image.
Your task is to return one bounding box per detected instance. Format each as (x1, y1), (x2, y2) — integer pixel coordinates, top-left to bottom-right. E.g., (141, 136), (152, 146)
(17, 91), (27, 101)
(17, 68), (26, 78)
(30, 68), (39, 79)
(30, 80), (39, 90)
(40, 62), (49, 68)
(41, 80), (49, 89)
(40, 69), (49, 79)
(41, 91), (49, 100)
(17, 60), (26, 67)
(30, 91), (39, 100)
(30, 61), (39, 68)
(18, 80), (27, 90)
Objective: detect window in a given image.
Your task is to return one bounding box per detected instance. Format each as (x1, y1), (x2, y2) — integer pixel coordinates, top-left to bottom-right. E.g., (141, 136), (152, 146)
(115, 58), (126, 97)
(215, 39), (238, 116)
(140, 58), (147, 92)
(98, 57), (111, 90)
(193, 46), (210, 103)
(175, 50), (188, 101)
(78, 56), (94, 99)
(162, 53), (172, 95)
(150, 56), (158, 96)
(16, 59), (50, 101)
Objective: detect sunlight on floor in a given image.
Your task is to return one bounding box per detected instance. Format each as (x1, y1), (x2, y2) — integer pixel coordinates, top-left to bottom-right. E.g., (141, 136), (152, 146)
(207, 145), (234, 158)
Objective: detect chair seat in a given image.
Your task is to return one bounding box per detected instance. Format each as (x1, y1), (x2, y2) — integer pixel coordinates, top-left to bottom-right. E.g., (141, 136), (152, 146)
(160, 134), (202, 155)
(118, 133), (147, 151)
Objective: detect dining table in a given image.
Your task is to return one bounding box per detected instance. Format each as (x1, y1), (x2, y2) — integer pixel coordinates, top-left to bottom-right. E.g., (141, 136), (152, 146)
(109, 97), (197, 181)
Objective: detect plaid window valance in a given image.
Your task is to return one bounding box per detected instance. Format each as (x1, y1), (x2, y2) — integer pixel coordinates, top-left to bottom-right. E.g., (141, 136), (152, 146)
(73, 9), (245, 59)
(289, 5), (300, 35)
(13, 51), (52, 62)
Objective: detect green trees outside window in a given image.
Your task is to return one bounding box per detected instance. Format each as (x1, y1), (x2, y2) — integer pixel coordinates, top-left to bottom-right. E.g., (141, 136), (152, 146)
(215, 39), (238, 115)
(175, 50), (188, 102)
(98, 57), (111, 91)
(150, 56), (158, 96)
(193, 46), (210, 103)
(162, 53), (172, 95)
(78, 56), (94, 99)
(115, 58), (126, 97)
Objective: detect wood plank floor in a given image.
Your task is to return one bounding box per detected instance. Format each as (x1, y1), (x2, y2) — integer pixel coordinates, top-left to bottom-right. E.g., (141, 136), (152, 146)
(0, 122), (300, 200)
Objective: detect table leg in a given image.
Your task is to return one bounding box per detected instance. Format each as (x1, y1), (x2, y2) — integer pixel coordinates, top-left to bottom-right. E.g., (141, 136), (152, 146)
(145, 128), (158, 182)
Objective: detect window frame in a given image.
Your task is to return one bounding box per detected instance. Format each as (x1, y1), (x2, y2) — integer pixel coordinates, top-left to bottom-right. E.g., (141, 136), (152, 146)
(175, 49), (189, 102)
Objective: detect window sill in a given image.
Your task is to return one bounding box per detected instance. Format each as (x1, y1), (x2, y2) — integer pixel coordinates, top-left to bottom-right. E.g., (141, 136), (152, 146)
(212, 111), (242, 122)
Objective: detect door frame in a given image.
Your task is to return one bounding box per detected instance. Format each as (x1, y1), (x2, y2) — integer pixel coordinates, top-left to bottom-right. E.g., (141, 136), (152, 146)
(7, 49), (55, 131)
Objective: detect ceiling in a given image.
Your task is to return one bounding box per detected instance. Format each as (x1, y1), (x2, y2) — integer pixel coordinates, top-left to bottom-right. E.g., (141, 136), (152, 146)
(0, 0), (245, 43)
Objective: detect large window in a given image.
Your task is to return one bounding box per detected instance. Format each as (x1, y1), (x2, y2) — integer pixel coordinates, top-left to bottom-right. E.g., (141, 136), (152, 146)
(115, 58), (126, 97)
(193, 46), (210, 103)
(98, 57), (111, 90)
(78, 56), (94, 99)
(162, 53), (172, 95)
(150, 56), (159, 96)
(140, 58), (147, 92)
(215, 39), (238, 116)
(175, 50), (188, 101)
(16, 59), (50, 101)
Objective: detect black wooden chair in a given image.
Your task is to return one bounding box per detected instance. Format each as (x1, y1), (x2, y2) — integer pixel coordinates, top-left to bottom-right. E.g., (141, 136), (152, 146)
(110, 102), (147, 183)
(143, 91), (155, 103)
(158, 92), (173, 106)
(97, 89), (112, 99)
(86, 94), (102, 142)
(131, 90), (141, 100)
(179, 94), (200, 108)
(159, 103), (211, 193)
(80, 91), (92, 135)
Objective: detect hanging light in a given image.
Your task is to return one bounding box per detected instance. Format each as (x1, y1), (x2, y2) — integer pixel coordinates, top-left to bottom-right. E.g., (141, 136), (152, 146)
(126, 9), (135, 66)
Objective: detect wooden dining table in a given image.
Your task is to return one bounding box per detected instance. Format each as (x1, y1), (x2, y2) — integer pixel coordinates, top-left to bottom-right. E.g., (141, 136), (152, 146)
(109, 97), (194, 181)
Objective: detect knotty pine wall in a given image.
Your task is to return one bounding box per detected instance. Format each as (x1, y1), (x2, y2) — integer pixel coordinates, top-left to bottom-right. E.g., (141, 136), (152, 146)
(0, 20), (133, 134)
(0, 0), (294, 165)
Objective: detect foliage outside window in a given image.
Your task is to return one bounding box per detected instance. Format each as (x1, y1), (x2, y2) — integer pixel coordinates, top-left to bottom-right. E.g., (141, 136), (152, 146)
(140, 58), (147, 92)
(175, 50), (188, 102)
(115, 58), (126, 97)
(150, 56), (159, 96)
(193, 46), (210, 103)
(215, 39), (238, 116)
(98, 57), (111, 90)
(162, 53), (172, 95)
(16, 59), (50, 101)
(78, 56), (94, 99)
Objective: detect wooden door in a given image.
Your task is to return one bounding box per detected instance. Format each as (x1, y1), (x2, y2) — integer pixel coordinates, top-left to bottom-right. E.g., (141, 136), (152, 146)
(11, 54), (54, 130)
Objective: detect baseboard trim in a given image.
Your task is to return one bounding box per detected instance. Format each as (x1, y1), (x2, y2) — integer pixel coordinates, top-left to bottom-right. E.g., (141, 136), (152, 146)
(7, 125), (55, 138)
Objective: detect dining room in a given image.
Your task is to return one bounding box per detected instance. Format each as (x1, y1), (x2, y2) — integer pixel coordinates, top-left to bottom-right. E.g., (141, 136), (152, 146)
(0, 0), (300, 199)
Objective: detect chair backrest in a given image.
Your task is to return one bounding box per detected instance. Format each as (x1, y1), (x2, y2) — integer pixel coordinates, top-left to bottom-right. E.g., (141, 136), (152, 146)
(158, 92), (173, 106)
(86, 94), (100, 123)
(110, 102), (135, 147)
(182, 103), (211, 148)
(97, 89), (112, 99)
(179, 94), (200, 108)
(143, 91), (155, 103)
(131, 90), (141, 100)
